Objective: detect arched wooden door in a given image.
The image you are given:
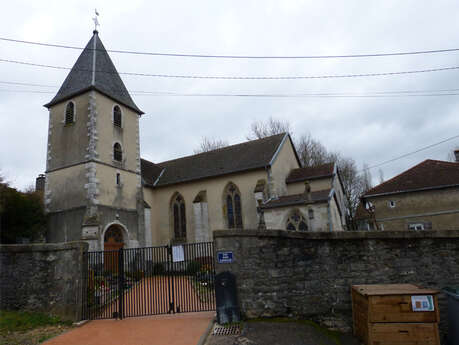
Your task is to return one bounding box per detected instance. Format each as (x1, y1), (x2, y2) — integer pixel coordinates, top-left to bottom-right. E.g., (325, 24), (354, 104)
(104, 225), (124, 272)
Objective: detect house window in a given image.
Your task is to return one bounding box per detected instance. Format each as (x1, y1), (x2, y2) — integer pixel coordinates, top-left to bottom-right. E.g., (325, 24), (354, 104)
(172, 194), (186, 241)
(286, 210), (308, 232)
(389, 200), (396, 208)
(113, 105), (122, 128)
(65, 101), (75, 124)
(113, 143), (122, 162)
(225, 183), (243, 229)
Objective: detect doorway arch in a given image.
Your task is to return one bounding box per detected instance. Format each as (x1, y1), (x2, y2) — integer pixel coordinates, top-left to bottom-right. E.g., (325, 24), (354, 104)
(104, 224), (125, 251)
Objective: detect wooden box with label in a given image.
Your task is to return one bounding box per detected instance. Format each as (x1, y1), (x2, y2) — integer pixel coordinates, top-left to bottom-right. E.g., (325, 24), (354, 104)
(352, 284), (440, 345)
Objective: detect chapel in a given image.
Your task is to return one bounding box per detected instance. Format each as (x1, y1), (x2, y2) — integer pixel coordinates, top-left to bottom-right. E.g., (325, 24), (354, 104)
(42, 31), (346, 251)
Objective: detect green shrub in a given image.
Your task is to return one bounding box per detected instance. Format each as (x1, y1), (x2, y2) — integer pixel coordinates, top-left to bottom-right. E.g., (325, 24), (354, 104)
(152, 262), (165, 275)
(186, 260), (202, 275)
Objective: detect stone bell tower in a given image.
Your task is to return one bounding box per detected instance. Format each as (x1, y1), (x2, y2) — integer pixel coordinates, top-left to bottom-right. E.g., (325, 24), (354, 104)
(43, 30), (146, 251)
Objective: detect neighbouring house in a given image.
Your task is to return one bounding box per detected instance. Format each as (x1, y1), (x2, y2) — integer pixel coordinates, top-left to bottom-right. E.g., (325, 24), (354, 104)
(42, 30), (347, 251)
(357, 153), (459, 231)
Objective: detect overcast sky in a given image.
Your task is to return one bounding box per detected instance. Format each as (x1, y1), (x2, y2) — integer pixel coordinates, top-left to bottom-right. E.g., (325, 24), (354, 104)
(2, 1), (459, 190)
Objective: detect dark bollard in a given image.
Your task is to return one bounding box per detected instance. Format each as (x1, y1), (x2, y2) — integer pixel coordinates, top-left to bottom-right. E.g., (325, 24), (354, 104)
(215, 271), (240, 324)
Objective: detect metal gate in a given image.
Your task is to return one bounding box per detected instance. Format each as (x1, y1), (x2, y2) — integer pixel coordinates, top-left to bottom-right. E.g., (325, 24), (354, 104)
(82, 242), (216, 320)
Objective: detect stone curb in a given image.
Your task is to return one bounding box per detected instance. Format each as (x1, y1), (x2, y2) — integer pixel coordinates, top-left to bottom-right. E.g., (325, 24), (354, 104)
(196, 316), (216, 345)
(72, 320), (90, 327)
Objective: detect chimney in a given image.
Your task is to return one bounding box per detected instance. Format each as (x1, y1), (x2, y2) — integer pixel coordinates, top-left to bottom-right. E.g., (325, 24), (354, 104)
(35, 174), (45, 192)
(455, 150), (459, 163)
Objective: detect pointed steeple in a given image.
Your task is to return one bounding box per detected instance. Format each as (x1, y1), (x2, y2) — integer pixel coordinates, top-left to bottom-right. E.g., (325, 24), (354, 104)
(44, 31), (143, 114)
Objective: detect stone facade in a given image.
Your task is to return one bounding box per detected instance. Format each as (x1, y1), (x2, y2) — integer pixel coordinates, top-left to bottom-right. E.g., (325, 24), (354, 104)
(143, 137), (301, 245)
(0, 241), (88, 321)
(214, 229), (459, 337)
(360, 187), (459, 231)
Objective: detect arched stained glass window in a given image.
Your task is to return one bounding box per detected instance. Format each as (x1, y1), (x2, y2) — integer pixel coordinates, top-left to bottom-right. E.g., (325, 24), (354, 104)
(113, 105), (122, 127)
(172, 194), (186, 241)
(286, 210), (308, 232)
(114, 143), (122, 162)
(227, 195), (234, 228)
(224, 183), (243, 229)
(65, 101), (75, 124)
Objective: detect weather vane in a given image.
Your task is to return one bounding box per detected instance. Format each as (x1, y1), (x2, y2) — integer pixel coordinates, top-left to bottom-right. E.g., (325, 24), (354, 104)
(93, 9), (100, 31)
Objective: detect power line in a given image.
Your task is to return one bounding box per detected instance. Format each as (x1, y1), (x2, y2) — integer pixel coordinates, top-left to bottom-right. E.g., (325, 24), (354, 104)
(2, 88), (459, 98)
(364, 134), (459, 171)
(2, 58), (459, 80)
(3, 79), (459, 95)
(2, 36), (459, 59)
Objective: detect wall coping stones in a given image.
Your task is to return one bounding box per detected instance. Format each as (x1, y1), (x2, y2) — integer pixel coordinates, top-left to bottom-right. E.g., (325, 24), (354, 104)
(0, 241), (88, 253)
(213, 229), (459, 240)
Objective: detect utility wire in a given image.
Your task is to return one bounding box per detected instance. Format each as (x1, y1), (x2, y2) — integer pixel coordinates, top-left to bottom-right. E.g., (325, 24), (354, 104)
(364, 134), (459, 171)
(3, 80), (459, 95)
(2, 36), (459, 59)
(2, 58), (459, 80)
(2, 88), (459, 98)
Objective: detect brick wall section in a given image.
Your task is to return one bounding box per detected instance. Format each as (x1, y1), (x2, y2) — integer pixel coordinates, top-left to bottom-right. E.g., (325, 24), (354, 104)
(0, 241), (88, 321)
(213, 229), (459, 336)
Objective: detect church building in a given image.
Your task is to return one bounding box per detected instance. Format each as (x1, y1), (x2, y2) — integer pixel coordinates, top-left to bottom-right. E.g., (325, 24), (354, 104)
(43, 31), (347, 251)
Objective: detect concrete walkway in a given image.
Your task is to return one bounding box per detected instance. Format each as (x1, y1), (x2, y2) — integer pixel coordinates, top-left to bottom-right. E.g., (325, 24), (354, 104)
(44, 312), (215, 345)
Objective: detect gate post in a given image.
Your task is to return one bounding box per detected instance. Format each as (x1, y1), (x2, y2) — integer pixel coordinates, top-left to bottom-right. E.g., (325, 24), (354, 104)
(118, 247), (124, 319)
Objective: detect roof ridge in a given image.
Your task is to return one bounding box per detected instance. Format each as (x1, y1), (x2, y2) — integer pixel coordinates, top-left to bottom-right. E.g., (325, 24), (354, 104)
(157, 132), (286, 165)
(364, 159), (430, 195)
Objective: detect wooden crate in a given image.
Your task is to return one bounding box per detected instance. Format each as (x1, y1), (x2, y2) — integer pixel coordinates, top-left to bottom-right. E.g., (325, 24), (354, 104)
(352, 284), (440, 345)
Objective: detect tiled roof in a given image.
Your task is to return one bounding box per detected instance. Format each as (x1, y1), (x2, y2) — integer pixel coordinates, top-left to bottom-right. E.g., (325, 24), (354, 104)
(286, 163), (335, 184)
(44, 31), (143, 114)
(261, 189), (330, 209)
(141, 133), (288, 187)
(364, 159), (459, 197)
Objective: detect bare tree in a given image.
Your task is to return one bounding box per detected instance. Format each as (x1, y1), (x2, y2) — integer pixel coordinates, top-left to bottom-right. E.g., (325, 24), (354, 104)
(295, 134), (330, 167)
(194, 137), (229, 154)
(361, 164), (373, 192)
(378, 168), (385, 184)
(246, 117), (291, 140)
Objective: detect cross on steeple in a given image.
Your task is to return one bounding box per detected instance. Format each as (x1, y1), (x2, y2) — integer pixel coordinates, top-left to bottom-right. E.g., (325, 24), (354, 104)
(93, 9), (100, 32)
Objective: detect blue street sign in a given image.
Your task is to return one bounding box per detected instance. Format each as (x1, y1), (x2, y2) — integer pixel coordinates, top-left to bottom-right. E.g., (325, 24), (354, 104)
(217, 251), (234, 264)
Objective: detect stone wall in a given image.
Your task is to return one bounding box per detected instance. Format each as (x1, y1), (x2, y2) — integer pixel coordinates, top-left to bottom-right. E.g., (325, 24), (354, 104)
(0, 241), (88, 321)
(214, 229), (459, 337)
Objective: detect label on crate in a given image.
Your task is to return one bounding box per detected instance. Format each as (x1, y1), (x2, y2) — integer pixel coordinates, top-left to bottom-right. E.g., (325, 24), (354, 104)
(411, 295), (434, 311)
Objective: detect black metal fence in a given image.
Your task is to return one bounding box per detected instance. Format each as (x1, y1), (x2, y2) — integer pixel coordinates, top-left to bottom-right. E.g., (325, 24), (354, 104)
(82, 242), (216, 320)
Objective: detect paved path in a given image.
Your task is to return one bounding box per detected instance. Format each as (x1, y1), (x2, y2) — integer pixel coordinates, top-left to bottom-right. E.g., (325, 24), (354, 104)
(44, 312), (215, 345)
(95, 275), (215, 319)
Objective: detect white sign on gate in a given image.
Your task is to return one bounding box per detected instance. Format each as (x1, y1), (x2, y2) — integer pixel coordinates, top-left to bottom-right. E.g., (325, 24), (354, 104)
(172, 245), (184, 262)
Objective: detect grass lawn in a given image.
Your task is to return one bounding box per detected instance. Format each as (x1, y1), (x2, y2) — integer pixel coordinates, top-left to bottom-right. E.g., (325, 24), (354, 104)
(0, 310), (73, 345)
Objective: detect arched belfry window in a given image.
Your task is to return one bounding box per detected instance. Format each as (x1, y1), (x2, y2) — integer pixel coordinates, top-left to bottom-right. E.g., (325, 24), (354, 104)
(114, 143), (122, 162)
(286, 210), (308, 232)
(113, 105), (122, 128)
(65, 101), (75, 124)
(225, 183), (243, 229)
(172, 193), (187, 242)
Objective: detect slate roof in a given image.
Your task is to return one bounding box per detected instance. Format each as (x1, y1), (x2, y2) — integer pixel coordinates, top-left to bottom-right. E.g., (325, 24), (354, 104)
(261, 189), (331, 209)
(141, 133), (288, 187)
(364, 159), (459, 197)
(44, 31), (143, 114)
(286, 163), (335, 184)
